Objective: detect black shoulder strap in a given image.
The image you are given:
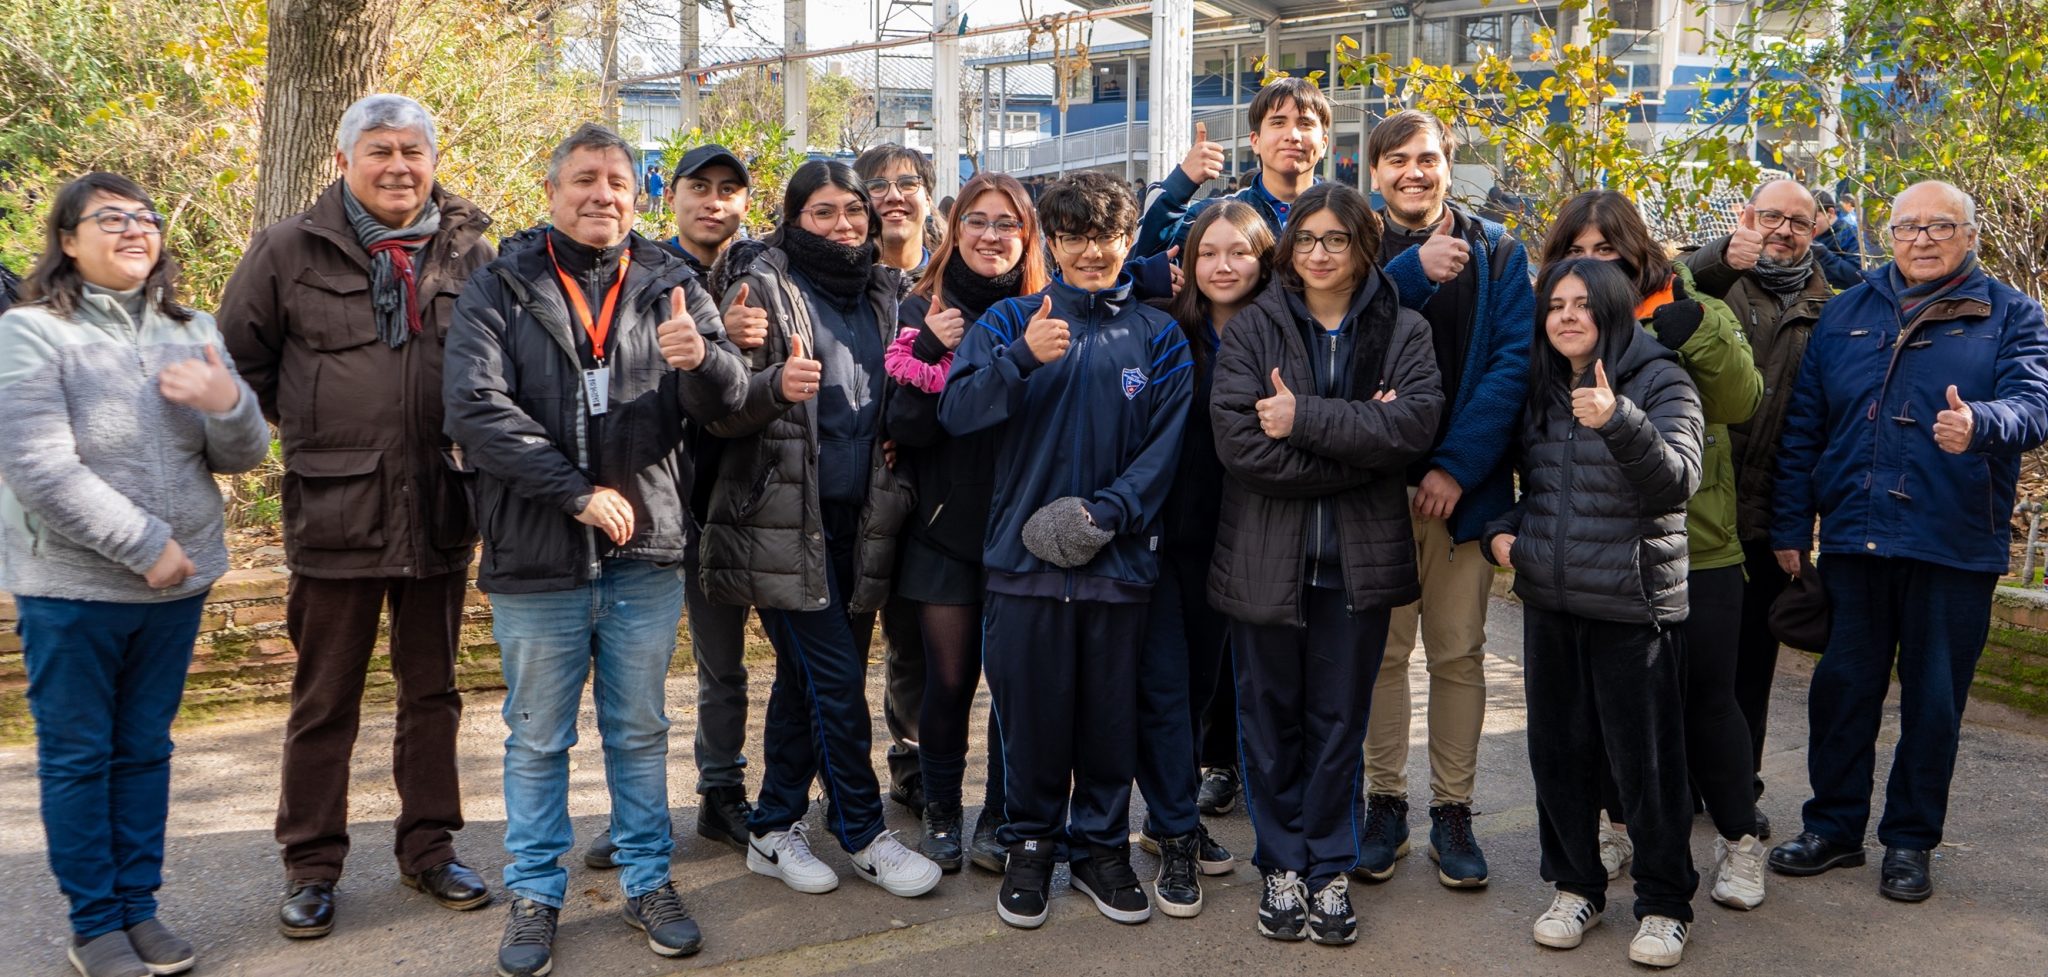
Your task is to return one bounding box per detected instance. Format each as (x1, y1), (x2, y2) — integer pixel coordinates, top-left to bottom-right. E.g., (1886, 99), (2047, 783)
(1488, 227), (1519, 284)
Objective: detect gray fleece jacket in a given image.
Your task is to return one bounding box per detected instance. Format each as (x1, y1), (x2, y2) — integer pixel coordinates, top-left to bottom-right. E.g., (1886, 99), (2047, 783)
(0, 287), (270, 603)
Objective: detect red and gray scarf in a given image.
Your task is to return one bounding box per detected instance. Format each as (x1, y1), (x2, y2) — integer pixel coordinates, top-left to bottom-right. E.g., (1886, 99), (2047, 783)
(342, 185), (442, 349)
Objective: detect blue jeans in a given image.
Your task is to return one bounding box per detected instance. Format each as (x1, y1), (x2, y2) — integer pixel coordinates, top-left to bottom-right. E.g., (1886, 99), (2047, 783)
(1804, 555), (1996, 850)
(20, 592), (205, 938)
(492, 559), (685, 907)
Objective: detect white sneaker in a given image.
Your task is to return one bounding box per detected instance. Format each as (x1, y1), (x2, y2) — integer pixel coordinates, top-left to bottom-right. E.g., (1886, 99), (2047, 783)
(1533, 890), (1601, 949)
(748, 823), (840, 894)
(1711, 834), (1768, 910)
(1629, 915), (1689, 967)
(849, 830), (942, 897)
(1599, 813), (1633, 881)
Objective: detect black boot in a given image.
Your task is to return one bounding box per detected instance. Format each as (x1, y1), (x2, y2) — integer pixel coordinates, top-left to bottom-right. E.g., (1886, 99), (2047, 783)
(278, 880), (335, 939)
(697, 784), (754, 852)
(920, 800), (964, 871)
(1879, 847), (1933, 902)
(1768, 831), (1866, 876)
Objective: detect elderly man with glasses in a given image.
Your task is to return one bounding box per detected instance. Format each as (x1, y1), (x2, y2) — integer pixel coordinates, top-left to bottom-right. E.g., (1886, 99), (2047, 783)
(1765, 180), (2048, 902)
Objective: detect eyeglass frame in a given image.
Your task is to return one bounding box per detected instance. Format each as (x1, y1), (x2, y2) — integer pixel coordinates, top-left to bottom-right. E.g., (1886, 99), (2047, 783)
(1888, 221), (1970, 243)
(75, 208), (167, 235)
(1050, 231), (1128, 257)
(1290, 230), (1353, 255)
(862, 175), (926, 199)
(1752, 209), (1817, 234)
(802, 202), (871, 227)
(961, 214), (1025, 239)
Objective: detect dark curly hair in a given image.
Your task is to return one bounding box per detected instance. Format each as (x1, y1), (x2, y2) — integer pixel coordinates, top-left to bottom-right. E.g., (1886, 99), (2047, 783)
(1034, 170), (1137, 241)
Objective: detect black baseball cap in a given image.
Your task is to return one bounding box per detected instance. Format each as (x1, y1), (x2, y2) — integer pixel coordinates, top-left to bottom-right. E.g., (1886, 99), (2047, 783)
(671, 144), (750, 187)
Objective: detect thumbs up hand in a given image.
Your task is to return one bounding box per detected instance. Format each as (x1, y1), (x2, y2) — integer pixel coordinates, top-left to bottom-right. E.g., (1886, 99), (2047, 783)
(1256, 366), (1298, 439)
(1023, 295), (1071, 364)
(1180, 121), (1226, 185)
(1934, 384), (1975, 454)
(159, 345), (242, 413)
(1571, 359), (1617, 429)
(779, 332), (823, 403)
(1417, 210), (1471, 283)
(1726, 207), (1767, 271)
(723, 282), (770, 350)
(657, 286), (708, 370)
(925, 294), (966, 350)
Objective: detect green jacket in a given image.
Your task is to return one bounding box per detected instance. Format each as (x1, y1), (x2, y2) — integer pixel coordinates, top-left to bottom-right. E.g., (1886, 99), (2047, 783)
(1639, 262), (1761, 571)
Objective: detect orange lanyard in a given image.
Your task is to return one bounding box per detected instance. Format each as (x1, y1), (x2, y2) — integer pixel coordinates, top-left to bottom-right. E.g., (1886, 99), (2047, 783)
(546, 236), (631, 362)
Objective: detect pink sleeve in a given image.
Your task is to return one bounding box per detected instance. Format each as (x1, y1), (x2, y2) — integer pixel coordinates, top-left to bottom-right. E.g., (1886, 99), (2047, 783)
(884, 326), (953, 394)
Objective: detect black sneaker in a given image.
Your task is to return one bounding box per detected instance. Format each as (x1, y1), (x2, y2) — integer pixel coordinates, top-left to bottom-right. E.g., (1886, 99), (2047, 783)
(623, 882), (702, 958)
(889, 774), (927, 817)
(1134, 822), (1236, 876)
(997, 839), (1055, 929)
(1069, 845), (1152, 924)
(584, 834), (619, 870)
(1754, 806), (1772, 841)
(1152, 833), (1204, 918)
(495, 898), (558, 977)
(1352, 793), (1410, 883)
(921, 800), (965, 871)
(1197, 767), (1240, 816)
(697, 785), (753, 853)
(1307, 875), (1358, 946)
(969, 807), (1009, 873)
(1256, 868), (1309, 941)
(1427, 803), (1490, 888)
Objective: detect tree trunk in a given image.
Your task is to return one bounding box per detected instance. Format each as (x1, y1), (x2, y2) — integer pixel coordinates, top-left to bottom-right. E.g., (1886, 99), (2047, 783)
(600, 0), (622, 126)
(253, 0), (401, 230)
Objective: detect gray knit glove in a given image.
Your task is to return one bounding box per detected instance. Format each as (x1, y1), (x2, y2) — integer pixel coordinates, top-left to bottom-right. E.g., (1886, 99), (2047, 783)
(1021, 496), (1116, 568)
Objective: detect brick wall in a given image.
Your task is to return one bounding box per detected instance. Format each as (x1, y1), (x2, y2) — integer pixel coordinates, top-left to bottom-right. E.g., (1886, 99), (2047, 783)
(0, 566), (749, 741)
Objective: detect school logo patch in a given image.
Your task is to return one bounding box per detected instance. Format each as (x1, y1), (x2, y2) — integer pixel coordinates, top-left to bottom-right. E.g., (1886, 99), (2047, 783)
(1121, 367), (1148, 400)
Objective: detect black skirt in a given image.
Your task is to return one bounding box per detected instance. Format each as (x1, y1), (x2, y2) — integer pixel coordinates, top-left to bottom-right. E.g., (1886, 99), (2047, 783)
(894, 536), (985, 606)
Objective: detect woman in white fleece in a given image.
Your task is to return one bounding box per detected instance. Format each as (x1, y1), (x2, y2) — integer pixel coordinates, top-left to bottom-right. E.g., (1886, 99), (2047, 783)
(0, 172), (269, 977)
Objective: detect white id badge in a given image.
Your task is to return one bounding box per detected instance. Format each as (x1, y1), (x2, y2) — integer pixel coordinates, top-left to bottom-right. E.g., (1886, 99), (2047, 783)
(582, 367), (611, 415)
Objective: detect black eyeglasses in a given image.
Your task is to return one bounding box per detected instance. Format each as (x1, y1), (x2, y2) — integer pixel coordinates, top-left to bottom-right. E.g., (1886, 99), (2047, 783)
(961, 215), (1024, 238)
(1051, 232), (1123, 256)
(1291, 230), (1352, 255)
(862, 175), (925, 198)
(1753, 209), (1816, 234)
(1889, 221), (1967, 242)
(78, 208), (166, 235)
(805, 203), (870, 226)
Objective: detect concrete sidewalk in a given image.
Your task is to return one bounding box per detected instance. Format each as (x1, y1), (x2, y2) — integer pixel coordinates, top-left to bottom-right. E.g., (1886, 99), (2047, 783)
(3, 598), (2045, 977)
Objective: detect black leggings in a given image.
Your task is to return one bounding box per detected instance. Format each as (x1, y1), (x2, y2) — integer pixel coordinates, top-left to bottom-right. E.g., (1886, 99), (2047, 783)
(1602, 565), (1757, 841)
(916, 600), (1005, 812)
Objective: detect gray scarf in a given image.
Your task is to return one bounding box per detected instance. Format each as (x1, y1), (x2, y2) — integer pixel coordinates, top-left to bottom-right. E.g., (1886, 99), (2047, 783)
(342, 184), (442, 349)
(1752, 252), (1815, 302)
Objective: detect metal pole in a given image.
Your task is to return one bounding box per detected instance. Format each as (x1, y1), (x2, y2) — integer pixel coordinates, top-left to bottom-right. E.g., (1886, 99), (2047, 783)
(1124, 55), (1137, 182)
(785, 0), (808, 152)
(1149, 0), (1193, 184)
(979, 66), (991, 176)
(934, 0), (963, 200)
(679, 0), (699, 132)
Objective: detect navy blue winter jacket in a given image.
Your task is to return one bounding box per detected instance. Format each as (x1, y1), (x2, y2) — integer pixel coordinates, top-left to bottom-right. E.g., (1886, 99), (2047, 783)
(1131, 167), (1316, 260)
(939, 275), (1194, 601)
(1379, 208), (1534, 543)
(1772, 262), (2048, 574)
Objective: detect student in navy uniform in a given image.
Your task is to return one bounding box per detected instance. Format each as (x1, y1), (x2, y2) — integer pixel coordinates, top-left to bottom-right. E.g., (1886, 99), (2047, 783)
(1130, 201), (1275, 918)
(1207, 184), (1442, 945)
(1131, 77), (1334, 259)
(882, 172), (1050, 873)
(940, 171), (1194, 931)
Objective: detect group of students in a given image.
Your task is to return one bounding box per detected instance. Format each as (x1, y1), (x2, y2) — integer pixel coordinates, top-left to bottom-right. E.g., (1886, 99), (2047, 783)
(7, 75), (2044, 977)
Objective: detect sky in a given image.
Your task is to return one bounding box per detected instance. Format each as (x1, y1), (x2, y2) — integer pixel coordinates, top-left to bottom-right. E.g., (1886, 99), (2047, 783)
(685, 0), (1144, 54)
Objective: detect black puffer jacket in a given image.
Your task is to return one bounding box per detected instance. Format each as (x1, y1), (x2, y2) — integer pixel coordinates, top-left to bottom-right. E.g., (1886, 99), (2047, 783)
(697, 236), (913, 615)
(885, 291), (1001, 564)
(1483, 324), (1704, 625)
(443, 231), (749, 593)
(1208, 271), (1445, 626)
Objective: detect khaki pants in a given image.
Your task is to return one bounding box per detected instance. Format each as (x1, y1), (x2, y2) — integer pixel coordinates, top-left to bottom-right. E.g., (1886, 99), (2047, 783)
(1364, 499), (1492, 805)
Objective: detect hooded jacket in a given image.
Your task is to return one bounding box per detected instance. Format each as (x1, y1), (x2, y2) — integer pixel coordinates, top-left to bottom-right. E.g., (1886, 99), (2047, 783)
(1485, 325), (1704, 626)
(1635, 263), (1760, 571)
(938, 275), (1193, 602)
(442, 230), (749, 594)
(1772, 262), (2048, 574)
(1681, 235), (1834, 542)
(217, 180), (494, 579)
(696, 236), (913, 615)
(1206, 270), (1444, 626)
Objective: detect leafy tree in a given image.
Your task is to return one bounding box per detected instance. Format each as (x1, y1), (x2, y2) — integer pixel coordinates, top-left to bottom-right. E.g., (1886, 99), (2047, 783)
(656, 119), (803, 236)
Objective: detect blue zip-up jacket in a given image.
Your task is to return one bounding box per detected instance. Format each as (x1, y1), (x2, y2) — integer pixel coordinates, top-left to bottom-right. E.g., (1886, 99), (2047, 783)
(1379, 207), (1534, 543)
(939, 275), (1194, 601)
(1772, 262), (2048, 573)
(1130, 167), (1319, 260)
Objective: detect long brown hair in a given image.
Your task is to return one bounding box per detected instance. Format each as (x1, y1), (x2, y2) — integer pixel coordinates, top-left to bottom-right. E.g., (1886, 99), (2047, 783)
(911, 172), (1049, 306)
(1538, 190), (1672, 301)
(1167, 201), (1276, 371)
(20, 172), (191, 322)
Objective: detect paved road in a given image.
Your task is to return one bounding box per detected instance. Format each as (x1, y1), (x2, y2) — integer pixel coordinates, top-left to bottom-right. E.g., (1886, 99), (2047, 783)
(3, 598), (2045, 977)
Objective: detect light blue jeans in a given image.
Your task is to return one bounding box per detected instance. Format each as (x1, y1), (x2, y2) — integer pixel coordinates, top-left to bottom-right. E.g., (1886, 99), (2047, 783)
(492, 558), (685, 907)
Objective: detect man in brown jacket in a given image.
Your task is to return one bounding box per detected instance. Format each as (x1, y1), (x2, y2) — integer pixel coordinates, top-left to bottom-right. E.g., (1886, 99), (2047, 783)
(218, 94), (494, 939)
(1679, 178), (1834, 828)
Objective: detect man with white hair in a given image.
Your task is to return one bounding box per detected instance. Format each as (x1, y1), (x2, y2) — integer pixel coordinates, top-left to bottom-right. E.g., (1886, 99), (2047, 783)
(1767, 180), (2048, 902)
(218, 93), (496, 939)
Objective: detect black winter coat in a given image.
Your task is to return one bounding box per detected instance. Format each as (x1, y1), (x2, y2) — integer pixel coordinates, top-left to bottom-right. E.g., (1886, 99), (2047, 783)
(443, 231), (749, 593)
(1483, 325), (1703, 626)
(697, 237), (913, 615)
(1208, 271), (1445, 626)
(885, 292), (1000, 565)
